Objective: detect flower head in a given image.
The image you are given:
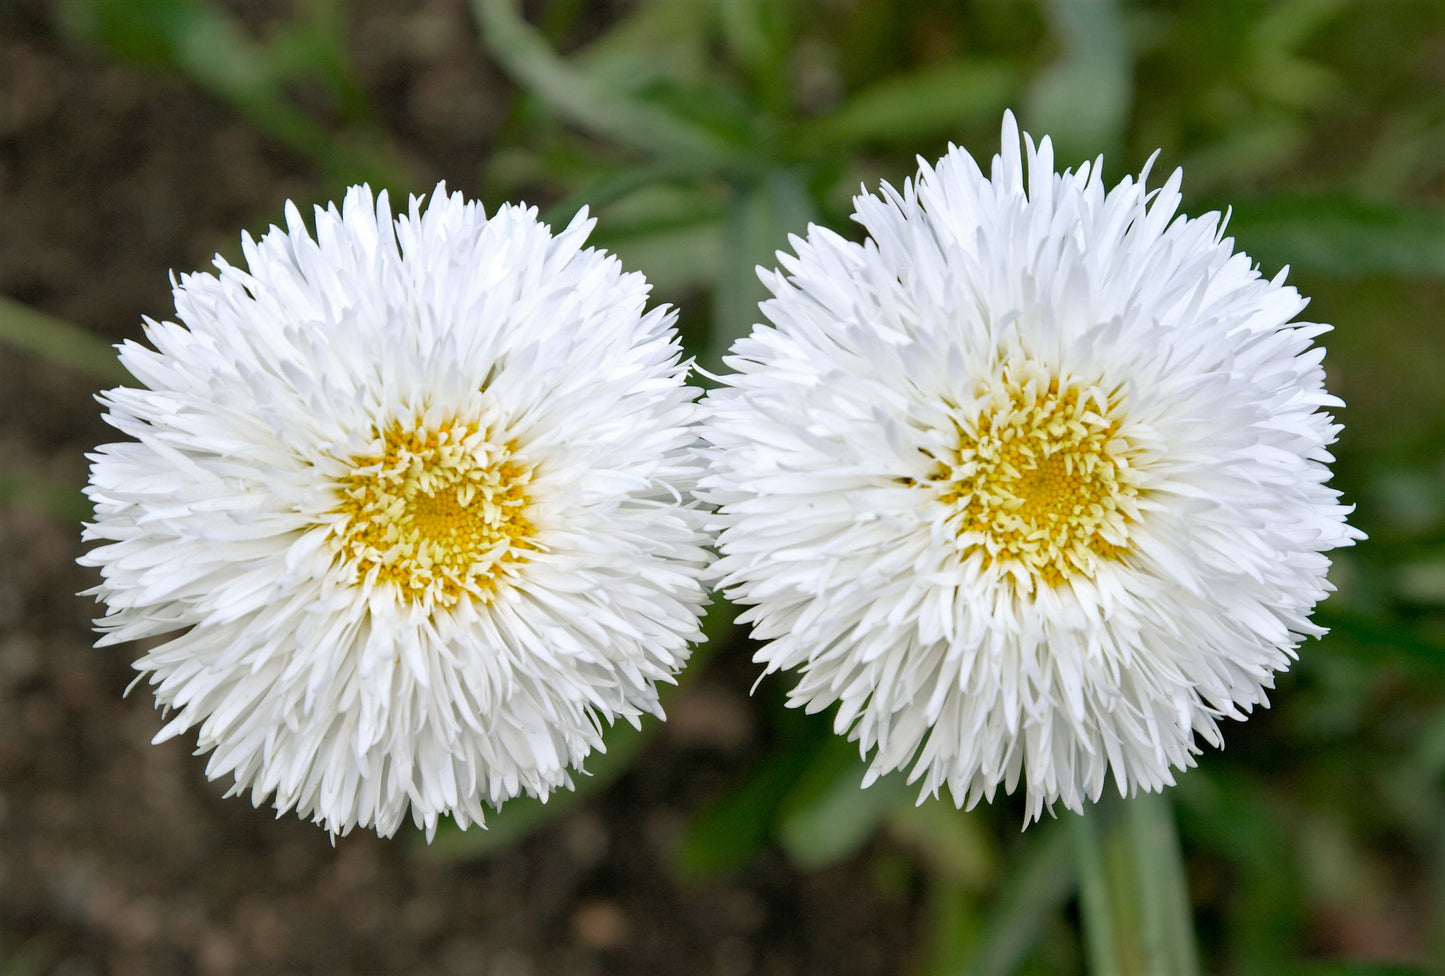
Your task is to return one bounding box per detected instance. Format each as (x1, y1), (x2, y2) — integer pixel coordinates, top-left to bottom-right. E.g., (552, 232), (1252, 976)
(82, 184), (711, 837)
(701, 113), (1361, 821)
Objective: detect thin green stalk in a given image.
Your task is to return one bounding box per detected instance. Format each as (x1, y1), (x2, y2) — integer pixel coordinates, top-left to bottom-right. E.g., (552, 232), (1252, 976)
(0, 296), (128, 384)
(1071, 806), (1125, 976)
(1070, 792), (1201, 976)
(1126, 791), (1201, 976)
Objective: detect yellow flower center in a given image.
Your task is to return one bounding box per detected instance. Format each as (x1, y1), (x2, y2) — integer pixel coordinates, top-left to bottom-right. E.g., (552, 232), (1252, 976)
(925, 371), (1142, 588)
(330, 419), (535, 606)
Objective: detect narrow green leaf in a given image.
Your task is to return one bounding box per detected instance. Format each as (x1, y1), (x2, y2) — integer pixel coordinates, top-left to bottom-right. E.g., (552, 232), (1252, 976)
(1221, 195), (1445, 279)
(57, 0), (401, 188)
(1313, 604), (1445, 675)
(715, 0), (791, 115)
(62, 0), (323, 152)
(575, 180), (729, 303)
(1173, 770), (1302, 974)
(1283, 966), (1438, 976)
(0, 475), (93, 524)
(674, 698), (831, 878)
(887, 798), (994, 886)
(799, 59), (1018, 149)
(775, 737), (911, 870)
(566, 0), (713, 93)
(1024, 0), (1131, 161)
(261, 1), (370, 124)
(710, 169), (817, 370)
(962, 821), (1073, 976)
(920, 879), (978, 976)
(675, 750), (813, 877)
(1071, 807), (1126, 976)
(0, 296), (128, 384)
(472, 0), (746, 166)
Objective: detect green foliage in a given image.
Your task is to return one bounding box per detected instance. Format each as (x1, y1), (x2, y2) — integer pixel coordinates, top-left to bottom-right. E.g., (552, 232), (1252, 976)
(1223, 195), (1445, 278)
(55, 0), (405, 190)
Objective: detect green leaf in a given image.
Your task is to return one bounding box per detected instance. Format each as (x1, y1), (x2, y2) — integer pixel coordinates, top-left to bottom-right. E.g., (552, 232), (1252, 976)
(261, 0), (370, 124)
(1024, 0), (1131, 162)
(673, 751), (813, 878)
(472, 0), (748, 167)
(566, 0), (714, 93)
(0, 296), (128, 384)
(887, 797), (995, 886)
(1173, 770), (1304, 974)
(1282, 967), (1438, 976)
(709, 168), (817, 370)
(674, 698), (831, 878)
(1123, 792), (1200, 976)
(0, 474), (93, 524)
(62, 0), (323, 152)
(1313, 605), (1445, 675)
(799, 58), (1018, 149)
(1221, 195), (1445, 279)
(715, 0), (791, 115)
(1071, 806), (1124, 976)
(960, 822), (1072, 976)
(579, 180), (728, 304)
(57, 0), (401, 188)
(775, 737), (911, 870)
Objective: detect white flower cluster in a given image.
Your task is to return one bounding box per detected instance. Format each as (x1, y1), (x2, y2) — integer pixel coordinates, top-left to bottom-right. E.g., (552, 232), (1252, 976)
(82, 114), (1359, 837)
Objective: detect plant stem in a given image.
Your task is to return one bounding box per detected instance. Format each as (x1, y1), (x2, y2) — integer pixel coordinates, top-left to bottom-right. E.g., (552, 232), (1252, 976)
(1126, 790), (1201, 976)
(1071, 805), (1125, 976)
(1070, 791), (1201, 976)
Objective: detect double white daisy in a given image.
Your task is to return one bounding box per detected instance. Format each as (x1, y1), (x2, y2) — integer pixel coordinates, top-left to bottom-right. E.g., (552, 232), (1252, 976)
(701, 112), (1361, 821)
(83, 113), (1360, 838)
(82, 185), (712, 837)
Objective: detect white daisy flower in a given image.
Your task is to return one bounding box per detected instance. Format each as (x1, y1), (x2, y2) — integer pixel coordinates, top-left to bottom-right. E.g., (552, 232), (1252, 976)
(81, 184), (711, 838)
(701, 112), (1362, 822)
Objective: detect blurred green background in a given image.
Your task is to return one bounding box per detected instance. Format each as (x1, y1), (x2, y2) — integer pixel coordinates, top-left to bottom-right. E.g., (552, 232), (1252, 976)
(2, 1), (1444, 974)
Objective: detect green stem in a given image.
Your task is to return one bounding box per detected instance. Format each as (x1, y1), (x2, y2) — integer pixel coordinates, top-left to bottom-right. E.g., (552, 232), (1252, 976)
(1071, 805), (1125, 976)
(1126, 791), (1201, 976)
(1070, 791), (1202, 976)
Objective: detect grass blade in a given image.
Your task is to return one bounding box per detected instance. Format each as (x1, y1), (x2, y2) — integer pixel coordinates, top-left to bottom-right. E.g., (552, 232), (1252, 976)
(0, 296), (128, 384)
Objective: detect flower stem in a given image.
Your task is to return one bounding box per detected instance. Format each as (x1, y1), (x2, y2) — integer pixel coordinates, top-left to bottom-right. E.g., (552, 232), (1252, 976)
(1071, 805), (1125, 976)
(1070, 791), (1201, 976)
(1127, 790), (1201, 976)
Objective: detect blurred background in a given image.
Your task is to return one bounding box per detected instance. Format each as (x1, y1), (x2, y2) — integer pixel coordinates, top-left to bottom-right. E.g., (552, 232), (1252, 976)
(2, 1), (1444, 973)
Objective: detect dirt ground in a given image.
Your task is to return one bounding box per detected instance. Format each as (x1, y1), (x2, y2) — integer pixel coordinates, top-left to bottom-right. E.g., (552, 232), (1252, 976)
(0, 3), (920, 973)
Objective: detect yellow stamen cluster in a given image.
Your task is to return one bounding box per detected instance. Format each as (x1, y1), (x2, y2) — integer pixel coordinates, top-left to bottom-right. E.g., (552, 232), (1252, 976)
(926, 373), (1141, 588)
(331, 420), (535, 606)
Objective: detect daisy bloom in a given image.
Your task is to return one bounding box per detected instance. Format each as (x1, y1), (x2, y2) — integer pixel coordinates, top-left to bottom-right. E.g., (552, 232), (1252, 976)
(701, 112), (1361, 821)
(81, 184), (711, 838)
